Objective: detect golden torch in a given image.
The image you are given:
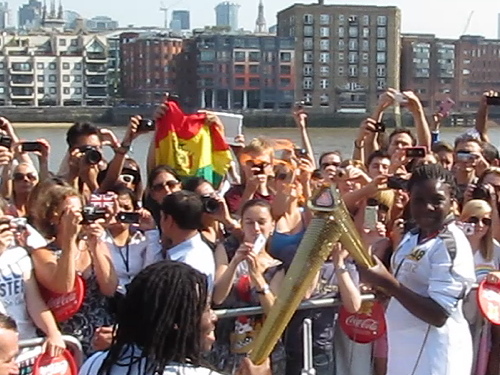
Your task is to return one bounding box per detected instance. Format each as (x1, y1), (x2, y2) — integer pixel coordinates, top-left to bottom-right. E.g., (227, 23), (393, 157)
(249, 184), (374, 365)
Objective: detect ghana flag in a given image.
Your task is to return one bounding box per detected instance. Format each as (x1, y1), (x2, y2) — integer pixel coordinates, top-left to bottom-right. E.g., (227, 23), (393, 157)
(155, 101), (233, 188)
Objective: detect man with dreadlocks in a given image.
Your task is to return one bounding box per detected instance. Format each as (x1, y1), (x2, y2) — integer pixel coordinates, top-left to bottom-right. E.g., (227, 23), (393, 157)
(360, 164), (475, 375)
(78, 261), (270, 375)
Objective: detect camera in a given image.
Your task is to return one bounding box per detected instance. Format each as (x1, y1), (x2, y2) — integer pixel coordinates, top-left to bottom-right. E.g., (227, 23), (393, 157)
(252, 164), (265, 175)
(0, 134), (12, 149)
(472, 184), (491, 201)
(201, 195), (220, 214)
(405, 147), (427, 158)
(82, 205), (106, 223)
(79, 146), (102, 165)
(116, 212), (140, 224)
(21, 141), (43, 153)
(294, 148), (308, 158)
(138, 119), (156, 132)
(387, 176), (409, 191)
(374, 122), (386, 133)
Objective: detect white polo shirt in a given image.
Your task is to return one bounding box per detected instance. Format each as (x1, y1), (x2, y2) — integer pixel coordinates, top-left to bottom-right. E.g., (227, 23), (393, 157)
(168, 233), (215, 292)
(386, 222), (475, 375)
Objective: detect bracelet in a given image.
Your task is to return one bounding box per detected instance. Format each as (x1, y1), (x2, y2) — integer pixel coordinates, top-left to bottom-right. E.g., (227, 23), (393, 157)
(256, 284), (271, 295)
(354, 140), (365, 149)
(336, 264), (348, 274)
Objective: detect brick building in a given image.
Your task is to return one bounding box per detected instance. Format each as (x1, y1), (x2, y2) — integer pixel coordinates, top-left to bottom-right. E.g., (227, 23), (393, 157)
(277, 0), (401, 112)
(175, 30), (295, 111)
(120, 32), (183, 104)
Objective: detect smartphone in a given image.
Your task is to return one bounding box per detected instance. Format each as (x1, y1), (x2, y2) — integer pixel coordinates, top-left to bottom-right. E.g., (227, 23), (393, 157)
(438, 98), (455, 117)
(11, 218), (27, 232)
(90, 194), (115, 209)
(374, 122), (386, 133)
(21, 141), (43, 153)
(294, 148), (308, 158)
(137, 119), (155, 132)
(486, 95), (500, 106)
(460, 222), (476, 236)
(253, 234), (267, 255)
(456, 151), (476, 162)
(116, 212), (140, 224)
(364, 206), (378, 231)
(387, 176), (409, 191)
(211, 112), (243, 146)
(394, 91), (408, 104)
(405, 147), (427, 158)
(0, 135), (12, 149)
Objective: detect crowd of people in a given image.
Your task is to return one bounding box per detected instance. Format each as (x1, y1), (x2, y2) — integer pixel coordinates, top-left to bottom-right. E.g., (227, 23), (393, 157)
(0, 88), (498, 375)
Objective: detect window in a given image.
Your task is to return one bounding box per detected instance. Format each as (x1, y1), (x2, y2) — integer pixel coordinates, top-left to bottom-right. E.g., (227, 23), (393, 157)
(362, 28), (369, 38)
(249, 52), (260, 62)
(280, 52), (291, 62)
(49, 63), (56, 70)
(37, 75), (44, 82)
(320, 39), (330, 50)
(235, 78), (245, 87)
(320, 27), (330, 37)
(63, 87), (70, 95)
(63, 75), (70, 82)
(338, 40), (345, 50)
(320, 14), (330, 25)
(320, 79), (329, 89)
(280, 65), (291, 75)
(338, 52), (344, 62)
(0, 87), (4, 94)
(362, 15), (370, 25)
(348, 39), (358, 51)
(303, 65), (313, 76)
(249, 78), (260, 87)
(304, 38), (313, 50)
(319, 53), (330, 63)
(11, 63), (32, 71)
(235, 65), (245, 74)
(320, 93), (329, 106)
(362, 66), (369, 76)
(49, 87), (56, 94)
(338, 27), (345, 38)
(377, 40), (386, 51)
(75, 75), (82, 82)
(348, 15), (358, 24)
(234, 51), (245, 62)
(59, 39), (66, 46)
(376, 52), (386, 63)
(362, 40), (369, 51)
(377, 27), (386, 38)
(37, 62), (44, 69)
(49, 75), (56, 82)
(0, 62), (4, 69)
(377, 16), (387, 26)
(304, 14), (313, 24)
(37, 87), (44, 94)
(320, 66), (329, 76)
(338, 15), (345, 24)
(280, 78), (291, 87)
(75, 87), (82, 94)
(338, 66), (344, 75)
(362, 53), (369, 62)
(303, 77), (313, 89)
(304, 52), (313, 63)
(377, 78), (386, 89)
(71, 39), (78, 46)
(303, 26), (313, 36)
(249, 65), (259, 74)
(349, 65), (358, 77)
(348, 52), (358, 63)
(377, 65), (386, 77)
(348, 27), (358, 38)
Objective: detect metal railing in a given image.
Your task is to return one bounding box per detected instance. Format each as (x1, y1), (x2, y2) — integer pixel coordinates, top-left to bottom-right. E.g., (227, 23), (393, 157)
(18, 335), (84, 368)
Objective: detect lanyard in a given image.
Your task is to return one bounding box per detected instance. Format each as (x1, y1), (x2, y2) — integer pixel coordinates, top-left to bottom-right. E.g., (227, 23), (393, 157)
(116, 243), (130, 274)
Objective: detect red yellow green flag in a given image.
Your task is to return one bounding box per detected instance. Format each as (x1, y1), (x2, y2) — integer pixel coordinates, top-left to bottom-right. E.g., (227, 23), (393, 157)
(155, 101), (233, 187)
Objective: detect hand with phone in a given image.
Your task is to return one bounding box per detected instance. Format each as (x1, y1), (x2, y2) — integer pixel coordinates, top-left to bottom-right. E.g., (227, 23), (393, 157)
(378, 90), (397, 111)
(401, 91), (424, 114)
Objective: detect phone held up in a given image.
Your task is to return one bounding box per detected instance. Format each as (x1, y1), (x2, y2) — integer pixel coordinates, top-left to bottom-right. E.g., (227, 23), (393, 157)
(405, 147), (427, 158)
(21, 141), (43, 153)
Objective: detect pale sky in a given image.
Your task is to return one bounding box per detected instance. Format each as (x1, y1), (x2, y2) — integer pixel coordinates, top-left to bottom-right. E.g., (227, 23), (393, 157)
(9, 0), (500, 39)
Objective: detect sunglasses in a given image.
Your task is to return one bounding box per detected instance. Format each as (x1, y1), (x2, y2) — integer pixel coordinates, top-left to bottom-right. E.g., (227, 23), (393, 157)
(467, 216), (492, 226)
(321, 161), (341, 169)
(13, 172), (37, 181)
(151, 179), (179, 192)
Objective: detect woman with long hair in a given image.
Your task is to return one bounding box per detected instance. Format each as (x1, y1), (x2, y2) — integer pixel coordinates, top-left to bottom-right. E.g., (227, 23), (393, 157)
(31, 184), (118, 356)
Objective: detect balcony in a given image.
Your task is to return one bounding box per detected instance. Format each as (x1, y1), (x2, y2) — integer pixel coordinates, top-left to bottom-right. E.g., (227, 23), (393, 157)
(10, 87), (34, 99)
(10, 75), (34, 87)
(86, 88), (108, 99)
(86, 77), (107, 87)
(9, 64), (33, 75)
(85, 53), (107, 63)
(85, 63), (107, 75)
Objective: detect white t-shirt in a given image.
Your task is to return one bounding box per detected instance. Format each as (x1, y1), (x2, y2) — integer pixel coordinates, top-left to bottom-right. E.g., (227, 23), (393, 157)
(102, 230), (162, 293)
(0, 246), (38, 340)
(386, 222), (476, 375)
(79, 346), (223, 375)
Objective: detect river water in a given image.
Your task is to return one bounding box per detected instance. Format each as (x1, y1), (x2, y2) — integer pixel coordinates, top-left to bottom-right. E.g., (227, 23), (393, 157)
(13, 124), (500, 174)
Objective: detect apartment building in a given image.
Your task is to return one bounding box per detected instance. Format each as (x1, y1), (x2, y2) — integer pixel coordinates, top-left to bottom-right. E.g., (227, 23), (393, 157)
(175, 31), (295, 111)
(0, 32), (108, 106)
(277, 1), (401, 112)
(400, 34), (456, 112)
(120, 32), (183, 104)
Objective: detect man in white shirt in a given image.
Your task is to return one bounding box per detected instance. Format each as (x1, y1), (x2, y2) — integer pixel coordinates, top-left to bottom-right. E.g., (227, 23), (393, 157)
(0, 313), (18, 375)
(160, 191), (215, 291)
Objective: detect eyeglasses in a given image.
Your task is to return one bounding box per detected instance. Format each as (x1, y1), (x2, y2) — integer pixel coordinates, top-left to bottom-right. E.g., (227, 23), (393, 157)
(321, 161), (341, 169)
(13, 172), (37, 181)
(120, 174), (135, 184)
(151, 179), (179, 192)
(467, 216), (492, 226)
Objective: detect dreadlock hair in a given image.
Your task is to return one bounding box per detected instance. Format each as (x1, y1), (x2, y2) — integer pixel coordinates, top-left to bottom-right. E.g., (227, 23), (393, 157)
(99, 261), (208, 375)
(408, 164), (458, 199)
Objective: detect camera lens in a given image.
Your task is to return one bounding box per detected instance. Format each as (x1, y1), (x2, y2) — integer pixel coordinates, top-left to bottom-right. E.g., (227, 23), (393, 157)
(84, 148), (102, 165)
(201, 195), (220, 214)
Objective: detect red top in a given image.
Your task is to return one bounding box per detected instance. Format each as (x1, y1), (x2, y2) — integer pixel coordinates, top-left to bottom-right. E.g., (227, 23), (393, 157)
(224, 185), (274, 214)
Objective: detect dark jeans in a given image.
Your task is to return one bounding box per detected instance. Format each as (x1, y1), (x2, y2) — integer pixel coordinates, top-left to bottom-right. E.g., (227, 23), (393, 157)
(286, 347), (335, 375)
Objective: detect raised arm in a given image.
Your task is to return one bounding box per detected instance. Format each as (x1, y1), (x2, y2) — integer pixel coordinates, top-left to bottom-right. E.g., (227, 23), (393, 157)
(293, 110), (316, 169)
(475, 92), (490, 143)
(403, 91), (431, 151)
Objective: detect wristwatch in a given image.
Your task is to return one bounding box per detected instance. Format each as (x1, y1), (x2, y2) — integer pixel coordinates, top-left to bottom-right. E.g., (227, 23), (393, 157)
(336, 264), (349, 274)
(256, 284), (271, 295)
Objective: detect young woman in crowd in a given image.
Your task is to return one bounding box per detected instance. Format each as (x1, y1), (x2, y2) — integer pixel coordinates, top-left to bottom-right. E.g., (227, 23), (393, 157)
(361, 164), (476, 375)
(31, 184), (118, 356)
(182, 177), (239, 250)
(211, 199), (285, 374)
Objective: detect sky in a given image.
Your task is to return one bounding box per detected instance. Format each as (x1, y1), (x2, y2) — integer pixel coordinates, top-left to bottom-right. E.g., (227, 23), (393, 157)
(9, 0), (500, 39)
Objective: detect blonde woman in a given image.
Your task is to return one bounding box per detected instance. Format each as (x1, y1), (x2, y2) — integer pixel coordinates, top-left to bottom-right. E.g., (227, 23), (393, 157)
(459, 199), (500, 375)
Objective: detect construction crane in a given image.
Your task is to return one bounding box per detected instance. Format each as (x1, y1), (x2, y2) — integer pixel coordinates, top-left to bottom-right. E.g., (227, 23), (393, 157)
(160, 0), (183, 30)
(462, 10), (474, 35)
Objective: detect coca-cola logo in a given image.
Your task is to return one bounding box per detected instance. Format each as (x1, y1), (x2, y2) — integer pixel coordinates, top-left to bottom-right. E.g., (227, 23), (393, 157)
(39, 360), (69, 375)
(46, 292), (77, 310)
(33, 351), (77, 375)
(344, 316), (379, 332)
